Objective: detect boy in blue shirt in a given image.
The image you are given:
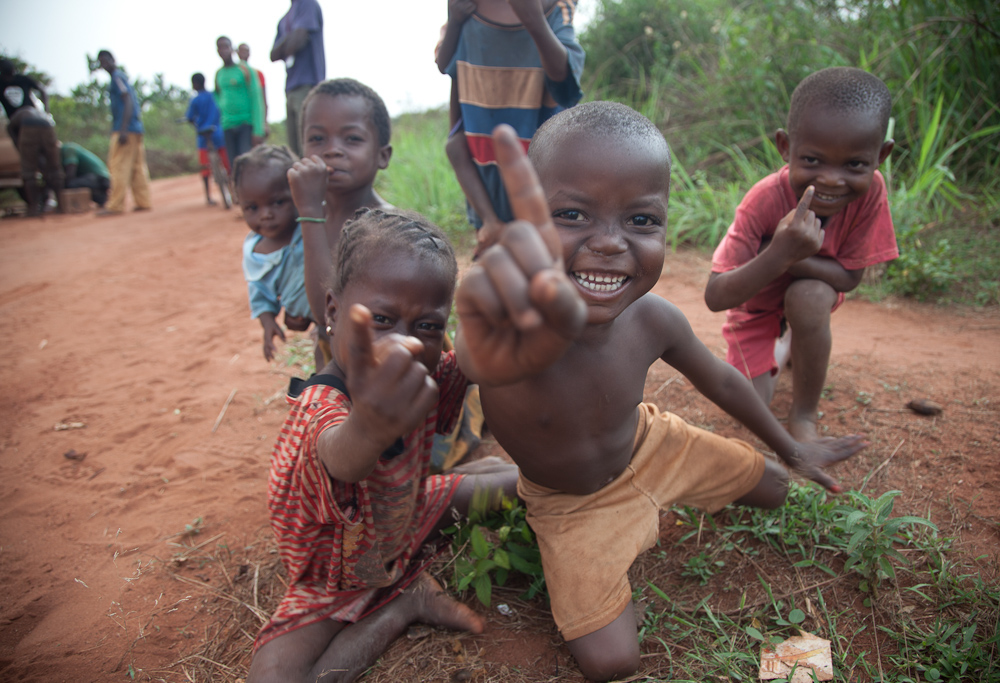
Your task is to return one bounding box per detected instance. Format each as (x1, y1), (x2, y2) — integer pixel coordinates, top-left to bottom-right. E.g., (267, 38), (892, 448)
(185, 73), (230, 206)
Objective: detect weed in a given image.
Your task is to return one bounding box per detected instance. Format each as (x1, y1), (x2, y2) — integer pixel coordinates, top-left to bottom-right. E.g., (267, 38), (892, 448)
(681, 550), (725, 585)
(441, 496), (545, 607)
(832, 489), (938, 597)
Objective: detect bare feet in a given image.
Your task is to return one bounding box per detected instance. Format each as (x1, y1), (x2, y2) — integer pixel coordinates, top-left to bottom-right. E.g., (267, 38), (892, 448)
(398, 573), (485, 635)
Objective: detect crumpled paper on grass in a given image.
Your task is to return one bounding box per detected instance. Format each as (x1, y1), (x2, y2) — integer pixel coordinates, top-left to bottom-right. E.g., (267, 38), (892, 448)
(759, 630), (833, 682)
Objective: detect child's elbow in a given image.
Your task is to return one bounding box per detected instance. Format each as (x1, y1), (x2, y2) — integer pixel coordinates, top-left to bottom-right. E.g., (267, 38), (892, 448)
(704, 288), (726, 313)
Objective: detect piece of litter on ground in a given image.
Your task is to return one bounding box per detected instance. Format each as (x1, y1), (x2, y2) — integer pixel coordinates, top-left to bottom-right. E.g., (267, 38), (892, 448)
(496, 603), (513, 616)
(759, 631), (833, 682)
(63, 449), (87, 461)
(39, 339), (47, 349)
(74, 578), (89, 588)
(906, 398), (943, 416)
(54, 421), (86, 431)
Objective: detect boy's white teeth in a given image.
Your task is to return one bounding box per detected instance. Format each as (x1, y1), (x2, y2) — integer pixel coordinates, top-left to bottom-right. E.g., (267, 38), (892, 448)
(816, 192), (840, 201)
(574, 272), (626, 292)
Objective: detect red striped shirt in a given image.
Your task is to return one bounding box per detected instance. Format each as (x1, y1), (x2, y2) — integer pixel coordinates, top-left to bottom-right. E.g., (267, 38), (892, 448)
(255, 352), (468, 648)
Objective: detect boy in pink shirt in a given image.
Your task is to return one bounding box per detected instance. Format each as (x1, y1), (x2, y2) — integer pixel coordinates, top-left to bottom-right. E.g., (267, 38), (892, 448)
(705, 67), (897, 442)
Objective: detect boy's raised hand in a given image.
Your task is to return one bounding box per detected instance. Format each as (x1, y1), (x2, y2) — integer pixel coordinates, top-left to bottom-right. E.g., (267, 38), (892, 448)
(343, 304), (439, 450)
(770, 186), (824, 265)
(456, 125), (586, 385)
(287, 156), (328, 218)
(787, 434), (868, 493)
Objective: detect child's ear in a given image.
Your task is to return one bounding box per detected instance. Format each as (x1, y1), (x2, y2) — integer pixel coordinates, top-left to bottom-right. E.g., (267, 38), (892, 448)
(325, 290), (338, 332)
(878, 139), (894, 165)
(775, 129), (791, 162)
(377, 144), (392, 170)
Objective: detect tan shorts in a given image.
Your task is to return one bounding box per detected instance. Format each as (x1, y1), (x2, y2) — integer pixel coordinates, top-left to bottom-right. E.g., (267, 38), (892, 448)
(517, 402), (765, 641)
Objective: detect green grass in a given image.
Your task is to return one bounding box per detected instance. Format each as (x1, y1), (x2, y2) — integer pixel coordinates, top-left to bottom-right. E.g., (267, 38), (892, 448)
(445, 481), (1000, 680)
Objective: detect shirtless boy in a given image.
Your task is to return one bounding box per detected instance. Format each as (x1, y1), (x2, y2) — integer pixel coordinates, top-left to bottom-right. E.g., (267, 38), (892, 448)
(704, 67), (897, 441)
(455, 103), (866, 681)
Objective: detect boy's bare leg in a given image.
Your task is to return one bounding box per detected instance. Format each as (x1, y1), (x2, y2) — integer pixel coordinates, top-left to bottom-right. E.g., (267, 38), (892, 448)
(565, 601), (640, 681)
(783, 278), (838, 442)
(735, 458), (790, 509)
(248, 573), (484, 683)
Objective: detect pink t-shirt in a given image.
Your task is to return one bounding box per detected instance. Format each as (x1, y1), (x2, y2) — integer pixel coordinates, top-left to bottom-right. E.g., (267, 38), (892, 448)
(711, 166), (898, 319)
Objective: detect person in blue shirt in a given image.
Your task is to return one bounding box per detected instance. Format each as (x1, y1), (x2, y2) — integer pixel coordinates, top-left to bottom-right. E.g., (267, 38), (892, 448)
(185, 72), (230, 206)
(232, 144), (313, 363)
(96, 50), (152, 216)
(270, 0), (325, 157)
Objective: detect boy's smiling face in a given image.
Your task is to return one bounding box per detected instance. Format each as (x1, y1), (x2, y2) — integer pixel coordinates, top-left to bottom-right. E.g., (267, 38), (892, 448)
(534, 131), (669, 326)
(303, 94), (391, 195)
(777, 106), (893, 218)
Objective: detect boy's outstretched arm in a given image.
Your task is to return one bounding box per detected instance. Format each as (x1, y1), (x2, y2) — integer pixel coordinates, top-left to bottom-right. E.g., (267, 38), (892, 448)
(705, 187), (824, 312)
(455, 125), (586, 386)
(317, 305), (438, 483)
(659, 300), (866, 491)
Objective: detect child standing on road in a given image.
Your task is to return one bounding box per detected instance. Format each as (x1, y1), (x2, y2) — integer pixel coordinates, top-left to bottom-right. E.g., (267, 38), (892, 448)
(437, 0), (585, 252)
(247, 208), (518, 683)
(233, 145), (312, 362)
(704, 67), (897, 442)
(287, 78), (394, 365)
(185, 73), (230, 206)
(455, 104), (867, 681)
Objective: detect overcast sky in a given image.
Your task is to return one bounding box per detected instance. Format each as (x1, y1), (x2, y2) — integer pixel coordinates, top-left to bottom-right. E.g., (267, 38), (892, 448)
(0, 0), (595, 120)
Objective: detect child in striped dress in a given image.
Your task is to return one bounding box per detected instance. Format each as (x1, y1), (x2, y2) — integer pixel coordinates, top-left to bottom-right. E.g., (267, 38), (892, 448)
(249, 208), (518, 683)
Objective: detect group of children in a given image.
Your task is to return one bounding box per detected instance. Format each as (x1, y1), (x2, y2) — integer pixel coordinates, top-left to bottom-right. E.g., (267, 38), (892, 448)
(228, 3), (898, 681)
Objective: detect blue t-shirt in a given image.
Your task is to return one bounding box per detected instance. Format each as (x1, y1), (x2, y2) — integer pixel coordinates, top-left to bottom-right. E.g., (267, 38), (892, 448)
(185, 90), (225, 150)
(108, 68), (144, 134)
(274, 0), (325, 92)
(242, 226), (310, 320)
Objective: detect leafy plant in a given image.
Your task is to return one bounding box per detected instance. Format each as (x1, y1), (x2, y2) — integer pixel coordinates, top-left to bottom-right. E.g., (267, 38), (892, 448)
(833, 489), (937, 596)
(441, 496), (545, 607)
(681, 551), (725, 585)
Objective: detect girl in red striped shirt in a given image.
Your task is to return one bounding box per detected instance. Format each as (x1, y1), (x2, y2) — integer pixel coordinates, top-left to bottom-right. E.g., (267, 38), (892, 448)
(249, 208), (517, 683)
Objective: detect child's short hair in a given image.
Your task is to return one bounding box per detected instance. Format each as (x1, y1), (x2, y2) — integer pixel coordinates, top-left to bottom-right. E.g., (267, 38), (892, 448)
(333, 208), (457, 295)
(231, 144), (298, 194)
(217, 35), (231, 46)
(191, 72), (206, 89)
(787, 67), (892, 138)
(529, 101), (671, 171)
(303, 78), (391, 147)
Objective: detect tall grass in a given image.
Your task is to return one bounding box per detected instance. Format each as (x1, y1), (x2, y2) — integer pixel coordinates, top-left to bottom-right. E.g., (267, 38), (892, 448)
(376, 108), (473, 248)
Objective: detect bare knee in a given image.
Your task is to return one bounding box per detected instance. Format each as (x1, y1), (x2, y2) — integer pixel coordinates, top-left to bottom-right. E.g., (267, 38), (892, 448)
(784, 279), (836, 329)
(736, 459), (789, 510)
(566, 602), (640, 681)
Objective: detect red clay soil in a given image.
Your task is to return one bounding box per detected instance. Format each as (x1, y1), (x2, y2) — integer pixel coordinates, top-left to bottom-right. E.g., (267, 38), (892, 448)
(0, 175), (998, 681)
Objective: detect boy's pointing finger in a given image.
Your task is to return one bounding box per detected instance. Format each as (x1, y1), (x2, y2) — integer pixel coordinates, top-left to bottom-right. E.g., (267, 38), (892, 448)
(492, 124), (561, 262)
(346, 304), (376, 375)
(795, 186), (815, 222)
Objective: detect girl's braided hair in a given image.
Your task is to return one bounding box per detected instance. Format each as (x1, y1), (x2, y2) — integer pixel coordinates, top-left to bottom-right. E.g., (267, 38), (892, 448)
(231, 144), (298, 199)
(332, 208), (457, 295)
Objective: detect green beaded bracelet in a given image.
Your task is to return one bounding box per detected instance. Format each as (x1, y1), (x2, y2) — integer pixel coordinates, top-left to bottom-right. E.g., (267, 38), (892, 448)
(296, 216), (326, 223)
